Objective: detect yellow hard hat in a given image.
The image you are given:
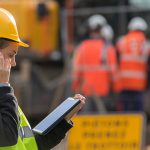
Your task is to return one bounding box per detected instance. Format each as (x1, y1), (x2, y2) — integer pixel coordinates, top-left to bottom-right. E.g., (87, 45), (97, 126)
(0, 8), (29, 47)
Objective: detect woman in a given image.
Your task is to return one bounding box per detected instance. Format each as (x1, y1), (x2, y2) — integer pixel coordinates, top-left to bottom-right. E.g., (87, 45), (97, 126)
(0, 8), (85, 150)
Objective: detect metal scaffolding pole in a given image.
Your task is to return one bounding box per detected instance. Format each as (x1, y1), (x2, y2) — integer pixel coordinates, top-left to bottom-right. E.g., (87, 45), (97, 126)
(65, 0), (74, 52)
(66, 5), (150, 16)
(118, 0), (127, 35)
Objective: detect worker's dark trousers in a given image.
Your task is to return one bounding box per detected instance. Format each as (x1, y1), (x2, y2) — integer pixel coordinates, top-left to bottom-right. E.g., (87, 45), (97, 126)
(118, 90), (144, 111)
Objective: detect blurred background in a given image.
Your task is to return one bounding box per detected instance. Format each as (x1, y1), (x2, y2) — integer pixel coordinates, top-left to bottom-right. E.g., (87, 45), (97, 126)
(2, 0), (150, 149)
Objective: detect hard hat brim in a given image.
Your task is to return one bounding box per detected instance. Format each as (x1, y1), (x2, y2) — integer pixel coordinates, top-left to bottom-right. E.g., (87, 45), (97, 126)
(18, 41), (29, 47)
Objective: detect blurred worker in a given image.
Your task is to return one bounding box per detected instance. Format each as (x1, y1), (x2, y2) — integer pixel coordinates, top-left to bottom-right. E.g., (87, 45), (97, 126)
(72, 15), (118, 113)
(101, 24), (120, 110)
(117, 17), (150, 111)
(0, 8), (86, 150)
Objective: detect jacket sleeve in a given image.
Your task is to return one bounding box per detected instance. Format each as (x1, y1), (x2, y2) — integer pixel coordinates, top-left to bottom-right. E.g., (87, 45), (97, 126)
(0, 86), (19, 146)
(34, 119), (73, 150)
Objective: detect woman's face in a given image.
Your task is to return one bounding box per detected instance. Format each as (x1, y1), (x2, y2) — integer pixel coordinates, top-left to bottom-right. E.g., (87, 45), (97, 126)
(1, 41), (19, 67)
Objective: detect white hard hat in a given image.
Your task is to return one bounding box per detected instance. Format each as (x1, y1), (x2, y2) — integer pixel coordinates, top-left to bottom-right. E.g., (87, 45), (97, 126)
(88, 14), (107, 30)
(128, 17), (148, 31)
(101, 24), (114, 40)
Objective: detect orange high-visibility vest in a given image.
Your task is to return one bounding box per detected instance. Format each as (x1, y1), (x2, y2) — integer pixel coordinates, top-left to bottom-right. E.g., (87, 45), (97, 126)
(72, 39), (118, 96)
(117, 31), (150, 91)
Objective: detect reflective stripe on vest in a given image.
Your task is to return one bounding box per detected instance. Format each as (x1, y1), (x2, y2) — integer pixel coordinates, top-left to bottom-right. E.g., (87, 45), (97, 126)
(121, 70), (146, 79)
(19, 126), (34, 140)
(74, 64), (109, 71)
(18, 107), (38, 150)
(120, 55), (148, 63)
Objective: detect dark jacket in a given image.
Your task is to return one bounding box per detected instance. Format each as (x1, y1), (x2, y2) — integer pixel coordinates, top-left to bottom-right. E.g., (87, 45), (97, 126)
(0, 86), (72, 149)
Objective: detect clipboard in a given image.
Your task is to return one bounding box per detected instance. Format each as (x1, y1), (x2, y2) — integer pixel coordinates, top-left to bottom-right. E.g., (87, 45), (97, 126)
(32, 97), (81, 135)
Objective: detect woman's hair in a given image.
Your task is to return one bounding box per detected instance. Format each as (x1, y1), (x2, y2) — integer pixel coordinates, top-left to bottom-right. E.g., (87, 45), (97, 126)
(0, 38), (15, 49)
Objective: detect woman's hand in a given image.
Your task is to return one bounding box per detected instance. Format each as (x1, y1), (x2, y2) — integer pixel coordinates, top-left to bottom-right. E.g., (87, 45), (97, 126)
(73, 94), (86, 110)
(0, 53), (11, 84)
(65, 94), (86, 121)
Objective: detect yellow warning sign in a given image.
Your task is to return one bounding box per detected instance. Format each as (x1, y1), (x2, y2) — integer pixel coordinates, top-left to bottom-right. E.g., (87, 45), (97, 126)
(67, 114), (145, 150)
